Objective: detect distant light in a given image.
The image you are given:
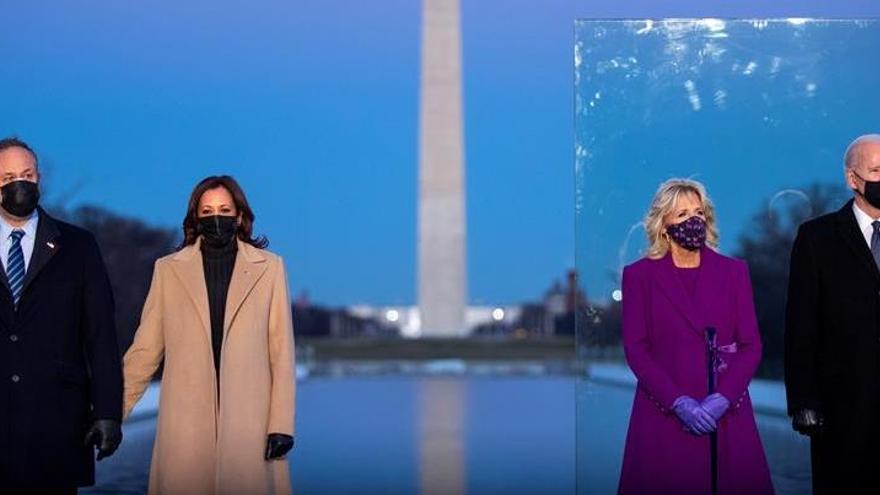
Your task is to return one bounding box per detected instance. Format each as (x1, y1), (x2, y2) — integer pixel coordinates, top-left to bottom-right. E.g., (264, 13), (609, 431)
(612, 289), (623, 302)
(385, 309), (400, 323)
(699, 18), (726, 33)
(805, 82), (817, 97)
(787, 18), (810, 26)
(491, 308), (505, 321)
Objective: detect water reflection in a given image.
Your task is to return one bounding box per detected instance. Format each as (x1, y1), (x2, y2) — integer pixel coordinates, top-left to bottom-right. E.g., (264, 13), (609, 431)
(418, 379), (466, 495)
(87, 364), (575, 495)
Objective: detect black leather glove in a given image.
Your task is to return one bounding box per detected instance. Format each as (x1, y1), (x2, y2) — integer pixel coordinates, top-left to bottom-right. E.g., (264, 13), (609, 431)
(84, 419), (123, 460)
(265, 433), (294, 460)
(792, 408), (823, 437)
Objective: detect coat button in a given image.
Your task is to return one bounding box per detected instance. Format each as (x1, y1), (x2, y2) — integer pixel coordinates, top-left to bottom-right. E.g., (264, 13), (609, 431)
(9, 334), (18, 342)
(11, 374), (20, 383)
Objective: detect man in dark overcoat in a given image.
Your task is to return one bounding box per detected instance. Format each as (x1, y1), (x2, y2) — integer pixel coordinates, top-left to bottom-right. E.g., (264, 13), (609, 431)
(0, 137), (122, 494)
(786, 134), (880, 493)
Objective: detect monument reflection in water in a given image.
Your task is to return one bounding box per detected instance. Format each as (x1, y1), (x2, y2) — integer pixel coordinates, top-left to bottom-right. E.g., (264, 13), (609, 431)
(86, 364), (576, 495)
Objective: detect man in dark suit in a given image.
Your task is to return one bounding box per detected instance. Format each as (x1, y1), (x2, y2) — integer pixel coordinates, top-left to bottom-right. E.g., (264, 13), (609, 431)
(785, 133), (880, 494)
(0, 137), (123, 494)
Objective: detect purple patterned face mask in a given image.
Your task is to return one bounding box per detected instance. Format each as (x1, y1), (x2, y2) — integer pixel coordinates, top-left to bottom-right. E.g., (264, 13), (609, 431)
(665, 215), (707, 251)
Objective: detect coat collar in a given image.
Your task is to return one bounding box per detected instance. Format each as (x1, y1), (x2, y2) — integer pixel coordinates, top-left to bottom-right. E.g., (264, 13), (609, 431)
(0, 207), (61, 296)
(654, 245), (727, 338)
(171, 237), (267, 264)
(0, 207), (61, 325)
(169, 238), (269, 344)
(834, 199), (880, 284)
(222, 242), (269, 335)
(21, 207), (61, 296)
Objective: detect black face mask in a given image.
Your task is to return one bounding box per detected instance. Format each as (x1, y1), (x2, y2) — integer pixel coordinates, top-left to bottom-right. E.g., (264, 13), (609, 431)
(852, 170), (880, 209)
(1, 180), (40, 218)
(198, 215), (238, 247)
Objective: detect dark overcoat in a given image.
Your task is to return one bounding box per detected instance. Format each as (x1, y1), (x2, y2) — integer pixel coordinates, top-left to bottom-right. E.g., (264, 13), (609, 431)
(0, 208), (122, 491)
(785, 199), (880, 494)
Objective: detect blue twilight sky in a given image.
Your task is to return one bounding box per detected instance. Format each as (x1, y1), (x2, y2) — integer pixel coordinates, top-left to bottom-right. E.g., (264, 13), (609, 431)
(1, 1), (878, 306)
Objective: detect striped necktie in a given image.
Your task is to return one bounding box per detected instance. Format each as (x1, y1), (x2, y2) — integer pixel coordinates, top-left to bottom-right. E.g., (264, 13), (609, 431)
(7, 229), (25, 305)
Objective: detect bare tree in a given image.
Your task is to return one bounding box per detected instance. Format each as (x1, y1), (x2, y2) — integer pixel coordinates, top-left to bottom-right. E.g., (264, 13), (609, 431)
(49, 205), (179, 354)
(735, 183), (849, 379)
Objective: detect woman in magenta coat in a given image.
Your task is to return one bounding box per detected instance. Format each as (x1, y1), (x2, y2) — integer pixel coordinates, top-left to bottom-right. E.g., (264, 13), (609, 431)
(617, 179), (774, 495)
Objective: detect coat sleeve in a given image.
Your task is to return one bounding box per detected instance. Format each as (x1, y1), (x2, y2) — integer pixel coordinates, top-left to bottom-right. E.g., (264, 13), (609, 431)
(783, 225), (821, 415)
(622, 264), (681, 410)
(716, 260), (763, 406)
(267, 256), (296, 436)
(82, 233), (123, 421)
(121, 260), (166, 420)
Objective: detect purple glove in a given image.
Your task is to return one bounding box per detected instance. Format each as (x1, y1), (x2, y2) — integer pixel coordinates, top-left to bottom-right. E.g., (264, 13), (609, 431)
(701, 393), (730, 421)
(672, 396), (717, 435)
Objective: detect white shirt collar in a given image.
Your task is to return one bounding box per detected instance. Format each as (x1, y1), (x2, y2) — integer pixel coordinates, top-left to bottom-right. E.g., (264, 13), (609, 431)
(852, 201), (879, 247)
(0, 209), (39, 241)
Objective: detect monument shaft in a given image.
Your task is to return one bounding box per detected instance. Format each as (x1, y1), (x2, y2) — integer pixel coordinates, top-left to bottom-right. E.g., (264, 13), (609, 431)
(418, 0), (467, 337)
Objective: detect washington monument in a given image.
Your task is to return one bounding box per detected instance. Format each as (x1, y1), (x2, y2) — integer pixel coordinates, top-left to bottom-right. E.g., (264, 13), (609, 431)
(418, 0), (467, 337)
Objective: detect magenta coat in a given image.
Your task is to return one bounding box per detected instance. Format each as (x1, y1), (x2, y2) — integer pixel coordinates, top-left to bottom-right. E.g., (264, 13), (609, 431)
(618, 247), (774, 495)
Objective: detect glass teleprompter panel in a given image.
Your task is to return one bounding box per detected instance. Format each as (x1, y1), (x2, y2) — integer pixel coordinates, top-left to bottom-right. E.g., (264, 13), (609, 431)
(574, 19), (880, 495)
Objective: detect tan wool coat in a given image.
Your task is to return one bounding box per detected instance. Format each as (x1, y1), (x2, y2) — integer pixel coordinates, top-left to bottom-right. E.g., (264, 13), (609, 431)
(122, 239), (296, 495)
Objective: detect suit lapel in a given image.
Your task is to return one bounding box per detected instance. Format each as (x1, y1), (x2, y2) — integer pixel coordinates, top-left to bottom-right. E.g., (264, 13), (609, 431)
(656, 247), (729, 338)
(223, 241), (268, 337)
(655, 251), (704, 334)
(1, 210), (61, 328)
(0, 235), (11, 327)
(692, 247), (728, 334)
(835, 200), (880, 284)
(0, 258), (9, 294)
(169, 242), (212, 343)
(20, 209), (61, 296)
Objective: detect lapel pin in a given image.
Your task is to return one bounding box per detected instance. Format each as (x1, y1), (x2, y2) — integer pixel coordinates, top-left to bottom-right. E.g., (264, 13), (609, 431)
(47, 242), (56, 249)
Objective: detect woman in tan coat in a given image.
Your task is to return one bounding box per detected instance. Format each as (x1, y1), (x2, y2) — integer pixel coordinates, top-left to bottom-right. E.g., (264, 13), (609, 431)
(122, 175), (296, 495)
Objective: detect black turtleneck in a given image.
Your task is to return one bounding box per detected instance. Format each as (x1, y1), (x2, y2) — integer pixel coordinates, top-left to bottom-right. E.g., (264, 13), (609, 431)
(201, 239), (237, 380)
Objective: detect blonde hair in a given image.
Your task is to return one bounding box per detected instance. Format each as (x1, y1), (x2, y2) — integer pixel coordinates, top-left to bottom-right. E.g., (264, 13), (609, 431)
(644, 178), (720, 259)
